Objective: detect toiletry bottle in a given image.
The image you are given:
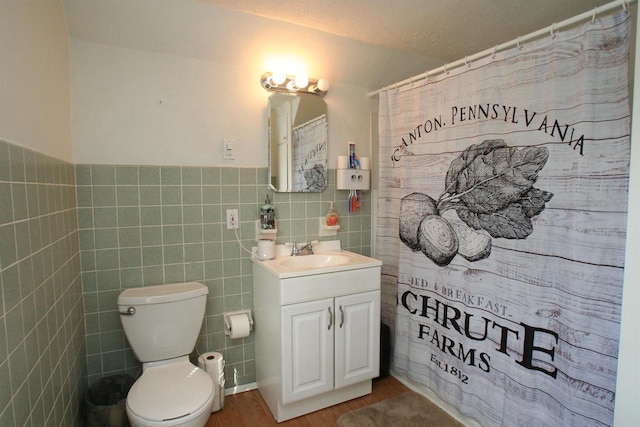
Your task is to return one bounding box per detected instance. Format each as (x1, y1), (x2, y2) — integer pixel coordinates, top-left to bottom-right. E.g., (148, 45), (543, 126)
(326, 201), (339, 226)
(261, 195), (275, 229)
(348, 141), (360, 169)
(349, 142), (357, 169)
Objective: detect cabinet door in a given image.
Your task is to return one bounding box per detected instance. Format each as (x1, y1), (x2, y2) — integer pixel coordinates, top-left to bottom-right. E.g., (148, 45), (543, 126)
(281, 298), (334, 404)
(334, 291), (380, 389)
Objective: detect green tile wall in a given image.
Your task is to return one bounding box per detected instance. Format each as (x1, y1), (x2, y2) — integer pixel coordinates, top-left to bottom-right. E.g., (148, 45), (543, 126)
(0, 140), (85, 427)
(76, 164), (371, 388)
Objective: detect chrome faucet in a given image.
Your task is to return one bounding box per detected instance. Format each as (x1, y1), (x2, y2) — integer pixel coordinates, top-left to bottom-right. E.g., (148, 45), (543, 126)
(291, 241), (314, 256)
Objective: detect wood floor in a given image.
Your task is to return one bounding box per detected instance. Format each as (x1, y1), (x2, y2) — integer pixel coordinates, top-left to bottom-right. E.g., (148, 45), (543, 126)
(205, 376), (411, 426)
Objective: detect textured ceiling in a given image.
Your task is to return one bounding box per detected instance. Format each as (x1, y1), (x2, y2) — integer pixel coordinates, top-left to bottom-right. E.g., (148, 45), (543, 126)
(199, 0), (614, 62)
(63, 0), (627, 91)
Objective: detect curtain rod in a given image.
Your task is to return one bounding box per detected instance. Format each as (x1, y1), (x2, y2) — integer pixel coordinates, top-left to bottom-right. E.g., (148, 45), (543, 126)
(293, 113), (327, 131)
(368, 0), (635, 97)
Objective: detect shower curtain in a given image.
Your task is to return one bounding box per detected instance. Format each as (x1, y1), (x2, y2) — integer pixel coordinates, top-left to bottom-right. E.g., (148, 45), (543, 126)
(377, 10), (630, 427)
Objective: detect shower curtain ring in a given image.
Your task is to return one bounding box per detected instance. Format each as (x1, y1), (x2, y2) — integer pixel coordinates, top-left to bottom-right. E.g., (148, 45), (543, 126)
(516, 37), (523, 50)
(622, 0), (629, 13)
(464, 56), (470, 68)
(550, 23), (556, 40)
(591, 7), (597, 24)
(444, 64), (449, 75)
(492, 45), (497, 59)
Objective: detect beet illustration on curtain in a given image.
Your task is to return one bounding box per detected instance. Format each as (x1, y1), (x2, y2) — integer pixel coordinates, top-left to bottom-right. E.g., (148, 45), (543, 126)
(377, 10), (631, 427)
(400, 139), (553, 265)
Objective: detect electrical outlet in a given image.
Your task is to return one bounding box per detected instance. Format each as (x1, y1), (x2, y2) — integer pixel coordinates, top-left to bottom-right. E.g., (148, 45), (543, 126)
(226, 209), (239, 229)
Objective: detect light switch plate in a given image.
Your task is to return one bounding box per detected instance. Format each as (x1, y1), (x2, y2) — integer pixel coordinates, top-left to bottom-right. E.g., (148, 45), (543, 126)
(224, 138), (235, 160)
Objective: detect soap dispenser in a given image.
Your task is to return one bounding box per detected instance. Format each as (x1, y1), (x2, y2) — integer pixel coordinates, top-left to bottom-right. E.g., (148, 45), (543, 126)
(260, 195), (275, 230)
(326, 201), (339, 226)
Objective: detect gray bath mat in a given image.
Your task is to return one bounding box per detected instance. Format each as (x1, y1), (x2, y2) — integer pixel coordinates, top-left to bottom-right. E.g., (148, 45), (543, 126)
(337, 392), (464, 427)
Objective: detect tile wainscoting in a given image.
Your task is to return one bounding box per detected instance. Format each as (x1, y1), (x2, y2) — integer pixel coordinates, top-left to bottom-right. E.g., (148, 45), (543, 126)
(0, 139), (85, 426)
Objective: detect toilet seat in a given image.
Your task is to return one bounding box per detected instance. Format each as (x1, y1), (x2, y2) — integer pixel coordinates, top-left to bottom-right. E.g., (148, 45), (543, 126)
(127, 359), (214, 423)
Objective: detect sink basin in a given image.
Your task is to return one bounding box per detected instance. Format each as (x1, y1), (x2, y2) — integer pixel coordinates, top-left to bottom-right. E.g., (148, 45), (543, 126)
(277, 254), (351, 269)
(251, 240), (382, 278)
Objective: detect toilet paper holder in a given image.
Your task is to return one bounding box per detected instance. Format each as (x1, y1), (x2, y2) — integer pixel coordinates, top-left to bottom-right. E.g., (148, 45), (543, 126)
(223, 310), (253, 336)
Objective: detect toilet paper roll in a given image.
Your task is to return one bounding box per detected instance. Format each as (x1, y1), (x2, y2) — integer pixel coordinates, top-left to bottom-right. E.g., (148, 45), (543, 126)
(198, 352), (225, 412)
(198, 352), (224, 375)
(337, 155), (349, 169)
(227, 314), (251, 339)
(360, 157), (370, 170)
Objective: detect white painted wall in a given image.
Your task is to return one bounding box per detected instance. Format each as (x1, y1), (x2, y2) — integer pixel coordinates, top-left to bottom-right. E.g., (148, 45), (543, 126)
(0, 0), (73, 161)
(70, 40), (378, 167)
(70, 40), (266, 166)
(65, 0), (429, 167)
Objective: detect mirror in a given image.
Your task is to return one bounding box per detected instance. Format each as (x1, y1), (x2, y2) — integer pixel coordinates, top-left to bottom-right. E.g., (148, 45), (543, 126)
(268, 93), (328, 192)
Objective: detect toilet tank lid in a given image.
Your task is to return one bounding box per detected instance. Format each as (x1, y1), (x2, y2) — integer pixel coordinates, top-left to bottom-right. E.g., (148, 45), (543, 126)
(118, 282), (208, 306)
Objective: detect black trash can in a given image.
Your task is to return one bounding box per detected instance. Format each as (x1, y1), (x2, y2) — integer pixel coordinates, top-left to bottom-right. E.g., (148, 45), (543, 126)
(376, 322), (391, 381)
(85, 374), (135, 427)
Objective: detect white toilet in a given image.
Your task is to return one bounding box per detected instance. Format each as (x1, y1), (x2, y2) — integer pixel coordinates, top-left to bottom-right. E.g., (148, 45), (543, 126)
(118, 282), (215, 427)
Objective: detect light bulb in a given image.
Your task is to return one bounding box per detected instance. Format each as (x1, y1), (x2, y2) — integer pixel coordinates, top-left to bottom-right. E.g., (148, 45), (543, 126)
(317, 78), (330, 92)
(294, 74), (309, 89)
(272, 71), (286, 85)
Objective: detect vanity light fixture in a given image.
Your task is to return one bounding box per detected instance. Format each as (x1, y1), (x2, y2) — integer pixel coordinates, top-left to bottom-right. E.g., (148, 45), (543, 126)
(261, 71), (330, 97)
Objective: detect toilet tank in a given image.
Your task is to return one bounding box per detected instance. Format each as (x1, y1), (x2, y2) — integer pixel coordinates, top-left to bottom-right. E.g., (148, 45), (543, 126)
(118, 282), (208, 362)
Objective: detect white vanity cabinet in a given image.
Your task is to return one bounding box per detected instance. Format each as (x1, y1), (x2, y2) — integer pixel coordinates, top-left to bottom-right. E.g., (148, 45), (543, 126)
(252, 253), (381, 423)
(282, 290), (380, 405)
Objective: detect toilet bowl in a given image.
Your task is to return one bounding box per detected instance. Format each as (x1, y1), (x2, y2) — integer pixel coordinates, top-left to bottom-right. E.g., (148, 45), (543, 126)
(126, 358), (214, 427)
(118, 282), (215, 427)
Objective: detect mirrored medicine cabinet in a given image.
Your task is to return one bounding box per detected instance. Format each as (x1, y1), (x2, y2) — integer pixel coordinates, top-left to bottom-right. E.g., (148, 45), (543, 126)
(267, 93), (328, 192)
